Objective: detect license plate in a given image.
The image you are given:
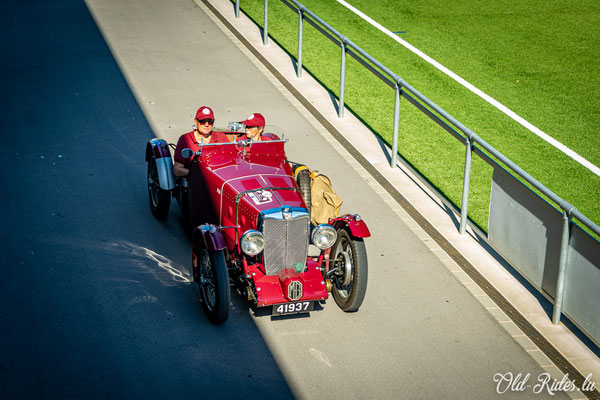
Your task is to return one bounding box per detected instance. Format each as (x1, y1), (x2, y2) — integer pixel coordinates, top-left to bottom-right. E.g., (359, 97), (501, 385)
(272, 301), (314, 316)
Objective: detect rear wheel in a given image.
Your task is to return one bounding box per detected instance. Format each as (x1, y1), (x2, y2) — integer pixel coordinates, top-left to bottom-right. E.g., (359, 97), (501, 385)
(331, 229), (368, 312)
(147, 157), (171, 219)
(193, 240), (230, 324)
(296, 168), (311, 212)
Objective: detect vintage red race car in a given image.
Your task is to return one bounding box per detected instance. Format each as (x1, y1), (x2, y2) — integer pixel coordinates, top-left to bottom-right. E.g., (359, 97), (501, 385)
(145, 124), (370, 324)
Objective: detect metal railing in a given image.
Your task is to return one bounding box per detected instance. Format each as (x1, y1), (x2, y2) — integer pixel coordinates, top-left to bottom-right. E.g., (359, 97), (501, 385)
(232, 0), (600, 327)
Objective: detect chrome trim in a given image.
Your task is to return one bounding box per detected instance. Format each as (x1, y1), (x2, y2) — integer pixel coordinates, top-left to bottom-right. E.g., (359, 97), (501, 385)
(240, 230), (265, 256)
(259, 206), (308, 222)
(311, 224), (337, 250)
(259, 207), (310, 276)
(288, 280), (303, 301)
(155, 157), (175, 190)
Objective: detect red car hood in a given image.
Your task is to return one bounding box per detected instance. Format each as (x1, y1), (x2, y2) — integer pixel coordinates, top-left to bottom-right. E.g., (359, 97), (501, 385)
(219, 168), (306, 212)
(200, 159), (307, 230)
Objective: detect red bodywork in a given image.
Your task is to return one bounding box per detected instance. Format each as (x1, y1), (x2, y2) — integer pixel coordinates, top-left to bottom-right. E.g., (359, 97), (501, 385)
(189, 140), (333, 309)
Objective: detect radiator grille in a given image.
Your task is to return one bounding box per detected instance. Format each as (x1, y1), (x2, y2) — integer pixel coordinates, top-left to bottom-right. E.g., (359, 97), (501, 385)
(263, 215), (309, 276)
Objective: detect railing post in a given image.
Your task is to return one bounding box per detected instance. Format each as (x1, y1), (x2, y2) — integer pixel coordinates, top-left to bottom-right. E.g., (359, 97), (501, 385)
(235, 0), (240, 18)
(459, 136), (472, 234)
(391, 83), (401, 167)
(552, 208), (573, 324)
(297, 7), (303, 78)
(339, 39), (346, 117)
(263, 0), (268, 45)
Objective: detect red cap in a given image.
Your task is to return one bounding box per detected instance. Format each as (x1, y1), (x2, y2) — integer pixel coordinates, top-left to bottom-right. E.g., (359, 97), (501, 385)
(195, 106), (215, 120)
(240, 113), (265, 127)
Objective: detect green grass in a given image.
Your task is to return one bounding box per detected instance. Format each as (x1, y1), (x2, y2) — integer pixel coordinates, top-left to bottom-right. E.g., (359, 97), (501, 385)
(232, 0), (600, 235)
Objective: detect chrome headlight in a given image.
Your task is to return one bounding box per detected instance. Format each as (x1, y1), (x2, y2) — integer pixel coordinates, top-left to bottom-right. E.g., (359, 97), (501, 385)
(311, 224), (337, 250)
(240, 230), (265, 256)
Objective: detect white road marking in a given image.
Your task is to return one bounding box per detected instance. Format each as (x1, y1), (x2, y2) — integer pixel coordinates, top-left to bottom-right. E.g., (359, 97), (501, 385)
(337, 0), (600, 177)
(309, 347), (333, 367)
(117, 241), (193, 285)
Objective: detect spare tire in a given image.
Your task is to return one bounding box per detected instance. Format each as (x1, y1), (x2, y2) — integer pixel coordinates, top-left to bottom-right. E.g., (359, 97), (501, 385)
(295, 167), (311, 213)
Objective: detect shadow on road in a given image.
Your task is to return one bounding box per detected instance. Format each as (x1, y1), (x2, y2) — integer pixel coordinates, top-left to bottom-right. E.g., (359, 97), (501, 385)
(0, 1), (293, 398)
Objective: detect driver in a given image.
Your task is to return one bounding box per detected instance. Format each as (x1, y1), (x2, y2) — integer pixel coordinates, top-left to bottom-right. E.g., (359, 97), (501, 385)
(173, 106), (229, 177)
(240, 113), (279, 141)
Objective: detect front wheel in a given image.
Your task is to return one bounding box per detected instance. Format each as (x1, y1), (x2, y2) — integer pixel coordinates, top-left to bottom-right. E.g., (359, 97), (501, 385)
(193, 241), (230, 324)
(147, 157), (171, 219)
(331, 229), (368, 312)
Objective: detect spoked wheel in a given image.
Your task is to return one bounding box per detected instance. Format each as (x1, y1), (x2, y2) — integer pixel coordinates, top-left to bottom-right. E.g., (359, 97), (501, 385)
(147, 157), (171, 219)
(331, 229), (368, 312)
(192, 240), (230, 324)
(296, 168), (311, 212)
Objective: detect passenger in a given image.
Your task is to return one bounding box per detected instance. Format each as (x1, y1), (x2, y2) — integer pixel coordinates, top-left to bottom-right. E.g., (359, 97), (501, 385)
(173, 106), (229, 177)
(240, 113), (279, 141)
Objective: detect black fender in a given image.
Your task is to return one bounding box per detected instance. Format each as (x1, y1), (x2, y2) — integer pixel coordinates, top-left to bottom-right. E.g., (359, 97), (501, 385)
(146, 138), (175, 190)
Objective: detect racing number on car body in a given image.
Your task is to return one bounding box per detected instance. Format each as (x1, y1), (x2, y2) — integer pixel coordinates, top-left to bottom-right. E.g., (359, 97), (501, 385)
(274, 301), (313, 315)
(248, 190), (273, 205)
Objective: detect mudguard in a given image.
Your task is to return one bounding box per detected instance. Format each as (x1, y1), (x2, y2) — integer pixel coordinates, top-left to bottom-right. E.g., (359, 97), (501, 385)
(193, 225), (227, 252)
(146, 138), (175, 190)
(330, 214), (371, 238)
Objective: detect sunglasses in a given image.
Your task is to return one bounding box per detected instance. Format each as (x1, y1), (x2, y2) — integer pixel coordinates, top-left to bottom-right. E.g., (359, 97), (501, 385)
(197, 119), (214, 125)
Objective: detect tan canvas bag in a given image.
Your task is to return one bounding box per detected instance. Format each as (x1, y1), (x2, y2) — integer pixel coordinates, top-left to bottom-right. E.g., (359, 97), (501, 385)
(310, 172), (343, 225)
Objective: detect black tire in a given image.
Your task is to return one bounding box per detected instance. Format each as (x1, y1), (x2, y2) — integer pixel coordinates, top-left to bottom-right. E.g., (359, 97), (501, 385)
(331, 229), (368, 312)
(193, 240), (230, 324)
(147, 157), (171, 219)
(296, 168), (311, 212)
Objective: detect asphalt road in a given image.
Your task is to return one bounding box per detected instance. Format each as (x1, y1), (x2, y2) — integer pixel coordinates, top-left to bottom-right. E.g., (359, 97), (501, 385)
(0, 0), (566, 398)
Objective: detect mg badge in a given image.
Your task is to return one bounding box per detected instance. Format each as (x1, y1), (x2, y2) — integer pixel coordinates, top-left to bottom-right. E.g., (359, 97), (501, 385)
(288, 280), (303, 301)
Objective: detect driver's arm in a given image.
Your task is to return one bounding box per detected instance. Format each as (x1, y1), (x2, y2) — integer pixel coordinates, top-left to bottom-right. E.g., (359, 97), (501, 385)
(173, 161), (189, 177)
